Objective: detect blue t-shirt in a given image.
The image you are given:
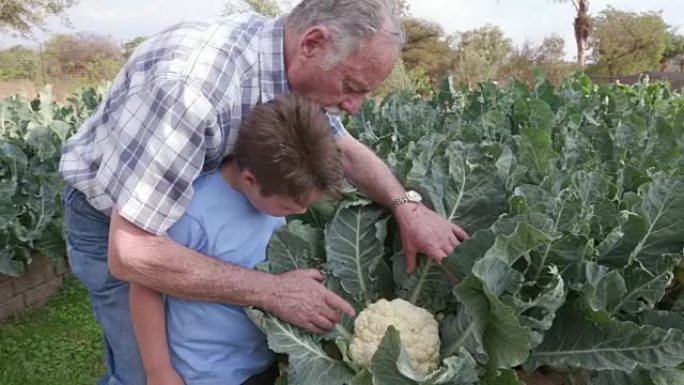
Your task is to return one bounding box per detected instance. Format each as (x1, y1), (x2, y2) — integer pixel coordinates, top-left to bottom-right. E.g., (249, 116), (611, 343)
(165, 170), (285, 384)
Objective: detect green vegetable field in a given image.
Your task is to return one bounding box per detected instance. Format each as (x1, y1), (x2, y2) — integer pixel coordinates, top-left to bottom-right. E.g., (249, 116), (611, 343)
(250, 74), (684, 384)
(2, 73), (683, 384)
(0, 86), (102, 276)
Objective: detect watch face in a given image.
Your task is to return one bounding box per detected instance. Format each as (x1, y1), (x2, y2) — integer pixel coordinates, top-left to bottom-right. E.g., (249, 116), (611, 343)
(407, 190), (422, 202)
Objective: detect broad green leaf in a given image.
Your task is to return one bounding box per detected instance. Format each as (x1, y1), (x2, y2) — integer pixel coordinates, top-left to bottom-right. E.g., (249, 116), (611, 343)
(247, 309), (354, 385)
(618, 165), (652, 196)
(591, 367), (684, 385)
(369, 326), (479, 385)
(350, 369), (373, 385)
(572, 171), (615, 209)
(585, 270), (627, 314)
(545, 234), (592, 286)
(515, 126), (559, 184)
(447, 277), (531, 368)
(640, 116), (681, 174)
(484, 222), (553, 265)
(512, 267), (566, 348)
(325, 206), (388, 305)
(631, 173), (684, 265)
(265, 221), (323, 274)
(397, 141), (507, 312)
(590, 369), (655, 385)
(560, 131), (600, 171)
(652, 369), (684, 385)
(528, 99), (555, 133)
(511, 185), (554, 215)
(597, 212), (648, 268)
(0, 179), (17, 229)
(642, 310), (684, 332)
(585, 257), (677, 318)
(480, 369), (524, 385)
(393, 251), (453, 312)
(424, 350), (479, 384)
(472, 256), (524, 297)
(406, 141), (506, 232)
(608, 260), (675, 316)
(0, 141), (28, 182)
(0, 248), (23, 276)
(370, 326), (417, 385)
(441, 228), (496, 281)
(527, 307), (684, 371)
(286, 220), (325, 257)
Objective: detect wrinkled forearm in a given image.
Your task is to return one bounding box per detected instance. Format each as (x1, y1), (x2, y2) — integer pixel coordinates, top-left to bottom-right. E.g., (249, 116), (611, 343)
(109, 210), (277, 309)
(337, 135), (405, 207)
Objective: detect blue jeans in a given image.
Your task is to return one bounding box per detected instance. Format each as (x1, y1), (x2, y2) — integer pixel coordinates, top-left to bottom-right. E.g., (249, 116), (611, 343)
(63, 185), (145, 385)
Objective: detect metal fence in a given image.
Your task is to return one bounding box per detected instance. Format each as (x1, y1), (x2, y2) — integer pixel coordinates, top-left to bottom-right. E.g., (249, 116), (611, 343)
(590, 72), (684, 91)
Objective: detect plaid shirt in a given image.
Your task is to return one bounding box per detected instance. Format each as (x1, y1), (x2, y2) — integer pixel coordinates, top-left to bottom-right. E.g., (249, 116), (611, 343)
(59, 13), (346, 235)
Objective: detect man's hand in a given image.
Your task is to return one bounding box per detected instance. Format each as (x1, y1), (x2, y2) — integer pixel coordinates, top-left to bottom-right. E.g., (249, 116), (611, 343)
(147, 368), (185, 385)
(265, 269), (356, 334)
(394, 203), (469, 273)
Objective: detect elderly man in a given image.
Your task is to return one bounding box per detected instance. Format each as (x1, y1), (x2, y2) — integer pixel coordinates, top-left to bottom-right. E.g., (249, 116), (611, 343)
(60, 0), (468, 384)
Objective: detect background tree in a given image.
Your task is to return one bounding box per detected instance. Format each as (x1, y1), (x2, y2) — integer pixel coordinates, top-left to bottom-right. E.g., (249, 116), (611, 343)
(401, 18), (456, 84)
(222, 0), (283, 17)
(44, 33), (123, 80)
(452, 24), (512, 86)
(590, 7), (668, 76)
(554, 0), (590, 67)
(661, 27), (684, 71)
(0, 0), (79, 36)
(0, 46), (39, 81)
(123, 36), (147, 60)
(372, 58), (413, 97)
(502, 34), (574, 85)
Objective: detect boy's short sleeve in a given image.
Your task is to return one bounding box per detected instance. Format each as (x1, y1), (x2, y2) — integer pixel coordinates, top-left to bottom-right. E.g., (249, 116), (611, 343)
(166, 214), (209, 252)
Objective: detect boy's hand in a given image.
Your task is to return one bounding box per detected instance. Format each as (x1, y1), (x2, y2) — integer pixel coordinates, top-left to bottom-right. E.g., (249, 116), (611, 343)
(266, 269), (355, 334)
(147, 368), (185, 385)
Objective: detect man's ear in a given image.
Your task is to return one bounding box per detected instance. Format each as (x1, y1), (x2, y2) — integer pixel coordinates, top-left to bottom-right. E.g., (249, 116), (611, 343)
(300, 26), (331, 58)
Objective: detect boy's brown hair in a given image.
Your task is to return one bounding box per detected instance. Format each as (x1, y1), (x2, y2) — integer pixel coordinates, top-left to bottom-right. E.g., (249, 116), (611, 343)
(234, 94), (343, 202)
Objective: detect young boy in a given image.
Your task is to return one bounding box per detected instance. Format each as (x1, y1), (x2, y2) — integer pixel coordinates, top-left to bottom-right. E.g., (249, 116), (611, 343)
(129, 94), (344, 385)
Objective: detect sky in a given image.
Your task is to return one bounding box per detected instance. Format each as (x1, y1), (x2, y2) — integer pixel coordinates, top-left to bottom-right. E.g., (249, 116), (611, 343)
(2, 0), (683, 61)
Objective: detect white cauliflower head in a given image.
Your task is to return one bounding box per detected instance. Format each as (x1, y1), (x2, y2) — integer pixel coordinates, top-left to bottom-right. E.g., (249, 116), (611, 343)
(349, 298), (440, 374)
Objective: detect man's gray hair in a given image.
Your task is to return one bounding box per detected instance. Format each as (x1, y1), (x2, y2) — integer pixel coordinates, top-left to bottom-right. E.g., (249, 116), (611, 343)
(286, 0), (405, 68)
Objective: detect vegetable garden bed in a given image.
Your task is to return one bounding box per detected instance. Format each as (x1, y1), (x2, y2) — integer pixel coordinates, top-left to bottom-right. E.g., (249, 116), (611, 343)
(1, 74), (682, 384)
(249, 74), (684, 385)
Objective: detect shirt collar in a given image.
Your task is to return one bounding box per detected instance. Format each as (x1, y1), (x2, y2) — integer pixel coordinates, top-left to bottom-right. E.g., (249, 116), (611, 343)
(258, 16), (290, 103)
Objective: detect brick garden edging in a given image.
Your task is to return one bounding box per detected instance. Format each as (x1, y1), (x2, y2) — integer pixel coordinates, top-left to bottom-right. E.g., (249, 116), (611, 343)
(0, 255), (70, 320)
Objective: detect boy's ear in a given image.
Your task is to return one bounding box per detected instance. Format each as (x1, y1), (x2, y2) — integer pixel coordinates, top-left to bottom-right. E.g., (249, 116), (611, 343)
(240, 170), (258, 189)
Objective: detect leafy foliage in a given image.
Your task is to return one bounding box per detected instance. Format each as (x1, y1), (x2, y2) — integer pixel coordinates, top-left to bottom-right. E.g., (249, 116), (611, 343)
(401, 18), (456, 85)
(452, 25), (512, 86)
(590, 7), (669, 76)
(0, 0), (79, 36)
(0, 85), (102, 276)
(251, 74), (684, 384)
(0, 46), (40, 81)
(43, 33), (124, 81)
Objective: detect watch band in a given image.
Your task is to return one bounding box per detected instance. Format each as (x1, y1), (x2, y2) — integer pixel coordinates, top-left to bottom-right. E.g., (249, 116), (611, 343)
(391, 195), (410, 206)
(391, 191), (421, 207)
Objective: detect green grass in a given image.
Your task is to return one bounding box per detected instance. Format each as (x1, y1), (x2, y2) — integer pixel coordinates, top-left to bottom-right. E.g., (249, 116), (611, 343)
(0, 276), (105, 385)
